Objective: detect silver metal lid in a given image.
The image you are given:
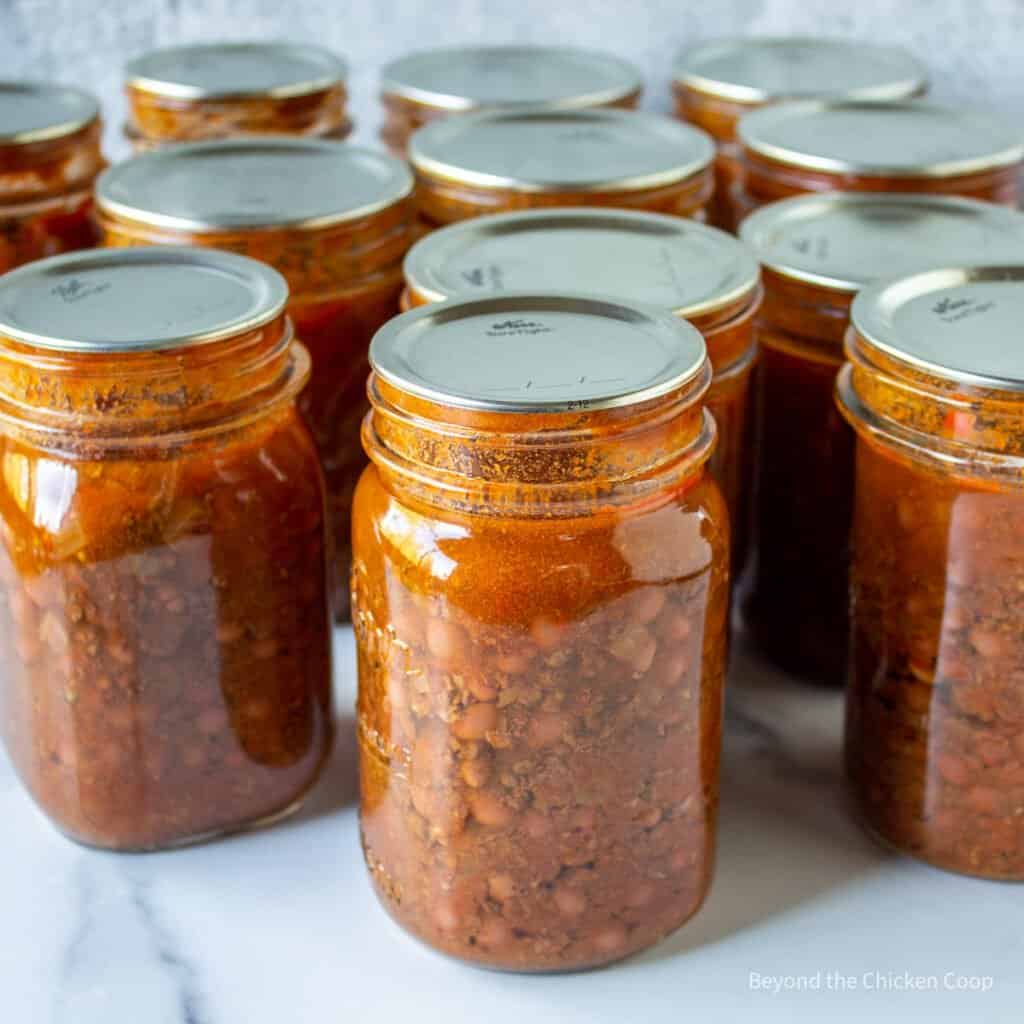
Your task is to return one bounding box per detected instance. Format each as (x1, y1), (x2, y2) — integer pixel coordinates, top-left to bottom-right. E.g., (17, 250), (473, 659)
(0, 247), (288, 353)
(852, 266), (1024, 391)
(0, 81), (99, 145)
(410, 109), (714, 193)
(738, 101), (1024, 178)
(741, 193), (1024, 294)
(370, 293), (707, 413)
(674, 37), (927, 105)
(405, 208), (759, 317)
(125, 42), (347, 100)
(96, 139), (413, 232)
(381, 45), (642, 112)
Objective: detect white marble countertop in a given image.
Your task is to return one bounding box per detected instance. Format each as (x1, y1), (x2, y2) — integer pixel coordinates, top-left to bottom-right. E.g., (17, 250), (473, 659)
(2, 628), (1021, 1024)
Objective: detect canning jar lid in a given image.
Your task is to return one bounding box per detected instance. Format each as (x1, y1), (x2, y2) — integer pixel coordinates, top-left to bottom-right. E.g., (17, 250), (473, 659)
(740, 193), (1024, 294)
(410, 109), (714, 193)
(0, 246), (288, 353)
(738, 101), (1024, 178)
(381, 45), (642, 112)
(673, 37), (926, 105)
(371, 293), (707, 413)
(96, 139), (414, 232)
(405, 208), (759, 317)
(124, 42), (347, 100)
(852, 266), (1024, 392)
(0, 81), (100, 145)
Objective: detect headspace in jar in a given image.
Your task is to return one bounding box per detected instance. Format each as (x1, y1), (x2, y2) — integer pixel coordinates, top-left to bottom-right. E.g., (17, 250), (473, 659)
(354, 293), (729, 970)
(739, 193), (1024, 682)
(409, 108), (715, 226)
(402, 207), (760, 572)
(0, 247), (333, 850)
(839, 266), (1024, 879)
(734, 100), (1024, 224)
(0, 81), (105, 272)
(96, 138), (417, 619)
(671, 37), (927, 229)
(380, 45), (642, 156)
(124, 42), (351, 147)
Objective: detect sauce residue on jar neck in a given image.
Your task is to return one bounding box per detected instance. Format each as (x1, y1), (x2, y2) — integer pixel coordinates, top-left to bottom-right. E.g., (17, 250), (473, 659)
(364, 293), (715, 516)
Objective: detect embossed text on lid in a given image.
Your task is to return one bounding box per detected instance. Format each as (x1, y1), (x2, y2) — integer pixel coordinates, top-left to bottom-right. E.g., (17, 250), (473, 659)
(0, 247), (288, 352)
(738, 101), (1024, 178)
(371, 293), (707, 413)
(674, 37), (926, 105)
(740, 193), (1024, 293)
(125, 42), (347, 100)
(96, 139), (414, 231)
(381, 45), (642, 111)
(410, 109), (714, 193)
(0, 81), (100, 145)
(405, 208), (759, 317)
(852, 266), (1024, 391)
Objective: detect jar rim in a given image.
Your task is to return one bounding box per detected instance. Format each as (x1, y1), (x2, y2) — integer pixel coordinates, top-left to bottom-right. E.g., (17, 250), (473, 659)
(673, 36), (927, 106)
(124, 42), (347, 101)
(738, 100), (1024, 179)
(96, 139), (414, 233)
(0, 246), (288, 353)
(370, 292), (708, 415)
(0, 81), (100, 145)
(851, 265), (1024, 394)
(381, 44), (642, 113)
(404, 207), (760, 318)
(410, 109), (714, 195)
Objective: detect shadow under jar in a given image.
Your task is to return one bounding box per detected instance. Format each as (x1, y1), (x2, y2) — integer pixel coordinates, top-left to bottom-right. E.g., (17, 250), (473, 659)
(671, 37), (926, 231)
(0, 82), (106, 273)
(838, 266), (1024, 881)
(353, 294), (730, 971)
(0, 247), (333, 851)
(379, 45), (642, 158)
(409, 108), (715, 229)
(732, 100), (1024, 229)
(96, 139), (417, 619)
(123, 42), (352, 150)
(400, 208), (761, 576)
(740, 193), (1024, 683)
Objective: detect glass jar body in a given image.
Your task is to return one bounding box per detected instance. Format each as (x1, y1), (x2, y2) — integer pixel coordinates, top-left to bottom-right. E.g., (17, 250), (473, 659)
(671, 84), (753, 230)
(0, 329), (334, 850)
(99, 202), (416, 618)
(402, 283), (760, 577)
(732, 154), (1022, 227)
(414, 170), (714, 229)
(353, 383), (729, 970)
(743, 275), (854, 682)
(0, 121), (105, 272)
(838, 359), (1024, 880)
(124, 84), (351, 147)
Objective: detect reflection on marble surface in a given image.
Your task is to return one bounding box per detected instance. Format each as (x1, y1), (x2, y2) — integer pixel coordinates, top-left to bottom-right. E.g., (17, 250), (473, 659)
(2, 629), (1020, 1024)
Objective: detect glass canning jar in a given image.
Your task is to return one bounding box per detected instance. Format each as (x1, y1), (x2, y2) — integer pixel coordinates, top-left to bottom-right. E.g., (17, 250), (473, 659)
(0, 247), (333, 851)
(739, 193), (1024, 683)
(379, 45), (642, 157)
(95, 139), (417, 619)
(353, 294), (730, 971)
(733, 101), (1024, 227)
(409, 109), (715, 228)
(124, 42), (351, 149)
(671, 37), (926, 230)
(838, 266), (1024, 880)
(0, 82), (105, 273)
(401, 207), (761, 575)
